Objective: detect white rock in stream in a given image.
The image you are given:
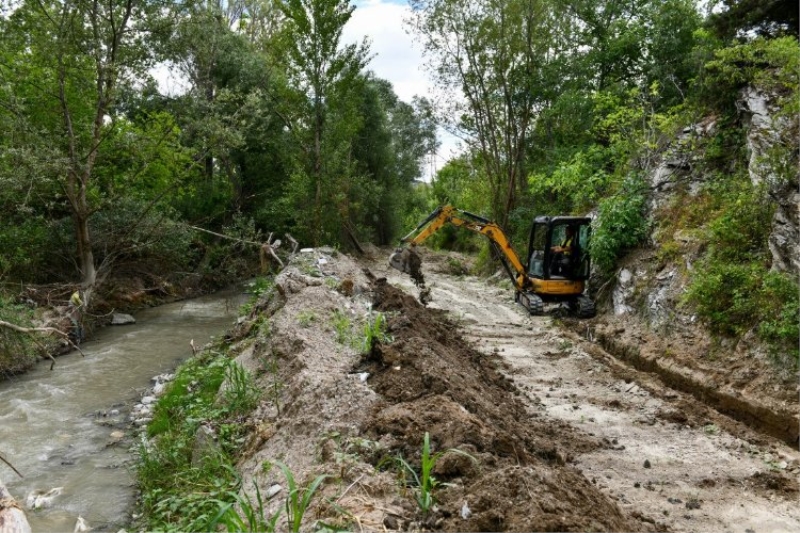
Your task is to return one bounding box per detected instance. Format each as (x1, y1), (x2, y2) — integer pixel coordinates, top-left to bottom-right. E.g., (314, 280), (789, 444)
(73, 515), (92, 533)
(111, 313), (136, 325)
(25, 487), (63, 509)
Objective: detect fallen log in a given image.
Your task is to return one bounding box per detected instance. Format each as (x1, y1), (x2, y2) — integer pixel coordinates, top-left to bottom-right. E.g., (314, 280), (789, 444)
(0, 479), (31, 533)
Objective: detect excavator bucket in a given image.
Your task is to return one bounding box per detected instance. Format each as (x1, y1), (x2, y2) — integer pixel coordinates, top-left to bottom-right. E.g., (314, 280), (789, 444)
(388, 247), (425, 286)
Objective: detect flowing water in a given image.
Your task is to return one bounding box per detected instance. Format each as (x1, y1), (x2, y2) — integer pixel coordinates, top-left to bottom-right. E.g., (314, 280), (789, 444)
(0, 291), (245, 532)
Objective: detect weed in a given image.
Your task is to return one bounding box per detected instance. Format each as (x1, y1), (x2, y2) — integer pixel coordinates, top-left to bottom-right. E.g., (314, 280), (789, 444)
(240, 277), (275, 314)
(331, 310), (353, 346)
(223, 362), (261, 415)
(297, 310), (317, 328)
(275, 461), (329, 533)
(361, 312), (392, 352)
(388, 432), (476, 514)
(205, 483), (282, 533)
(261, 350), (284, 415)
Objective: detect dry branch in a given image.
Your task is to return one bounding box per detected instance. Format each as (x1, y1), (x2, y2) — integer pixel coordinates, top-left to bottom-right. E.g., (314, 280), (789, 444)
(0, 320), (85, 368)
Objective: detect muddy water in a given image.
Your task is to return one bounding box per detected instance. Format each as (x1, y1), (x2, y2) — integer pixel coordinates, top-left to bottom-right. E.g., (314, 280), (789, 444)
(0, 291), (245, 532)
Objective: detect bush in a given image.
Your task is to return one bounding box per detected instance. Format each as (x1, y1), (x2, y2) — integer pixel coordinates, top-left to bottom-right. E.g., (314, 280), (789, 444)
(589, 176), (649, 273)
(684, 262), (799, 369)
(0, 295), (39, 375)
(683, 261), (762, 337)
(757, 272), (799, 368)
(706, 181), (773, 262)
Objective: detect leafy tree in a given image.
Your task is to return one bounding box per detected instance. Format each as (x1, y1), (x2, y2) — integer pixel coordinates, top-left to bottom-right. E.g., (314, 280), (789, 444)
(409, 0), (550, 230)
(276, 0), (370, 245)
(707, 0), (798, 40)
(0, 0), (173, 297)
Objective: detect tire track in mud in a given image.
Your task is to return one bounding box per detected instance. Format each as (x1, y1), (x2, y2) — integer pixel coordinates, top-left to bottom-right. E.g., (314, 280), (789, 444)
(372, 255), (800, 533)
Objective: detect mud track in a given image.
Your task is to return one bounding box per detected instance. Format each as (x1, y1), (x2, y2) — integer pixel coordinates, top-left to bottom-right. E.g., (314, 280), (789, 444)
(369, 250), (800, 532)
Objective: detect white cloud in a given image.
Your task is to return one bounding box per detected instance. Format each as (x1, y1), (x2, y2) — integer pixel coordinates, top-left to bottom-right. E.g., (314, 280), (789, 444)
(345, 0), (429, 103)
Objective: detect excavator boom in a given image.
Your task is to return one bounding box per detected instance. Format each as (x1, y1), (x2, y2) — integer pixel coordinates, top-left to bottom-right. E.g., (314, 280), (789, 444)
(389, 205), (530, 292)
(389, 205), (597, 317)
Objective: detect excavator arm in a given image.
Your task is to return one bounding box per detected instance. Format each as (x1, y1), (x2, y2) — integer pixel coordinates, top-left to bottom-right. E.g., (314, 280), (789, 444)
(389, 205), (531, 291)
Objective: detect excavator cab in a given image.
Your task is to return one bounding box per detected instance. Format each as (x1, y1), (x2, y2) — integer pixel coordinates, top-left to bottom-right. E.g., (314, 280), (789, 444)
(527, 216), (592, 281)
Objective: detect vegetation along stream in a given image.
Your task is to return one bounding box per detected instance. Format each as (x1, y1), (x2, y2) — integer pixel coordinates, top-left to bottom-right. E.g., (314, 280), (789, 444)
(0, 291), (244, 532)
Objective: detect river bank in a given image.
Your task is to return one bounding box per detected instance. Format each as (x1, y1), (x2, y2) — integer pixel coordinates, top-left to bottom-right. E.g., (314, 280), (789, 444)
(0, 290), (245, 532)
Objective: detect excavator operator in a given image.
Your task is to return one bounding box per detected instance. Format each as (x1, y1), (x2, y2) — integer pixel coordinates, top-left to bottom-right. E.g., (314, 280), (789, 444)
(551, 226), (575, 275)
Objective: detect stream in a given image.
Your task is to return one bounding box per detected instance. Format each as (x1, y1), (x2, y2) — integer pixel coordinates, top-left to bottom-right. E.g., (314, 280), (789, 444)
(0, 291), (245, 532)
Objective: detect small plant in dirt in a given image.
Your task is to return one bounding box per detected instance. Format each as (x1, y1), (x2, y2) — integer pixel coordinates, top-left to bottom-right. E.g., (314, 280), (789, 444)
(297, 310), (317, 327)
(385, 432), (476, 514)
(275, 461), (329, 533)
(331, 310), (353, 346)
(223, 362), (261, 415)
(361, 312), (392, 352)
(240, 277), (275, 314)
(203, 483), (282, 533)
(260, 350), (284, 415)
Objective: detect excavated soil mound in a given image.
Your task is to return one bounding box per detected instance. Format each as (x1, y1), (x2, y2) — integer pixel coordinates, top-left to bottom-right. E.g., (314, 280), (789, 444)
(357, 278), (651, 532)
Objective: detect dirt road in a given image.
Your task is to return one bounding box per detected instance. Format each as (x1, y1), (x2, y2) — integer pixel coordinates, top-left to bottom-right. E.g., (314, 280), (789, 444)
(371, 251), (800, 533)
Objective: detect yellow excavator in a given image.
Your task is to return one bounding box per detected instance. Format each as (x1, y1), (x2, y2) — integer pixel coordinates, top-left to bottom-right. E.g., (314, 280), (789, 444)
(389, 205), (596, 317)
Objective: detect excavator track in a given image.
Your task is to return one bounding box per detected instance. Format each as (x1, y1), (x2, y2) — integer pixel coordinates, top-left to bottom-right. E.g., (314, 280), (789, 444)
(518, 291), (544, 315)
(572, 295), (596, 318)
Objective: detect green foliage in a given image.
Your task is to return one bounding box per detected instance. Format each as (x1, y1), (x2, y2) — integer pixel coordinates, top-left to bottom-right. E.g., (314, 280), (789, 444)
(361, 312), (392, 352)
(223, 362), (262, 415)
(683, 261), (762, 336)
(0, 295), (39, 374)
(684, 262), (799, 367)
(528, 145), (610, 215)
(205, 483), (282, 533)
(275, 461), (329, 533)
(701, 37), (800, 114)
(331, 310), (353, 346)
(589, 177), (649, 273)
(0, 217), (51, 282)
(137, 351), (261, 531)
(757, 272), (800, 368)
(706, 181), (774, 262)
(387, 432), (476, 514)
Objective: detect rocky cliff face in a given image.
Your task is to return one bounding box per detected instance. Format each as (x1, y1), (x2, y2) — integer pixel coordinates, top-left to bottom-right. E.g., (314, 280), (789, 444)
(589, 85), (798, 442)
(612, 86), (798, 329)
(738, 87), (800, 274)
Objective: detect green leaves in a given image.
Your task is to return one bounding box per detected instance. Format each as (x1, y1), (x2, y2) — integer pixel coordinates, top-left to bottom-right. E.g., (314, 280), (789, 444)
(589, 176), (649, 274)
(390, 432), (477, 514)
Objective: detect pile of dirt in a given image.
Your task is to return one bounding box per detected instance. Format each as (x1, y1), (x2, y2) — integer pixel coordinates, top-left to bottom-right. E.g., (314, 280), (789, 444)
(356, 278), (650, 531)
(228, 250), (654, 531)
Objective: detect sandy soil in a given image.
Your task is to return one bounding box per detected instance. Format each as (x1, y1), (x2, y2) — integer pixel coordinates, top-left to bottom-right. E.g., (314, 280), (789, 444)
(226, 248), (799, 532)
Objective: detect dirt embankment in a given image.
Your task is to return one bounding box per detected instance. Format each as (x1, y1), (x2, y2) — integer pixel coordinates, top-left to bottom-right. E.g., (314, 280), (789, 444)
(222, 248), (799, 532)
(225, 250), (654, 531)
